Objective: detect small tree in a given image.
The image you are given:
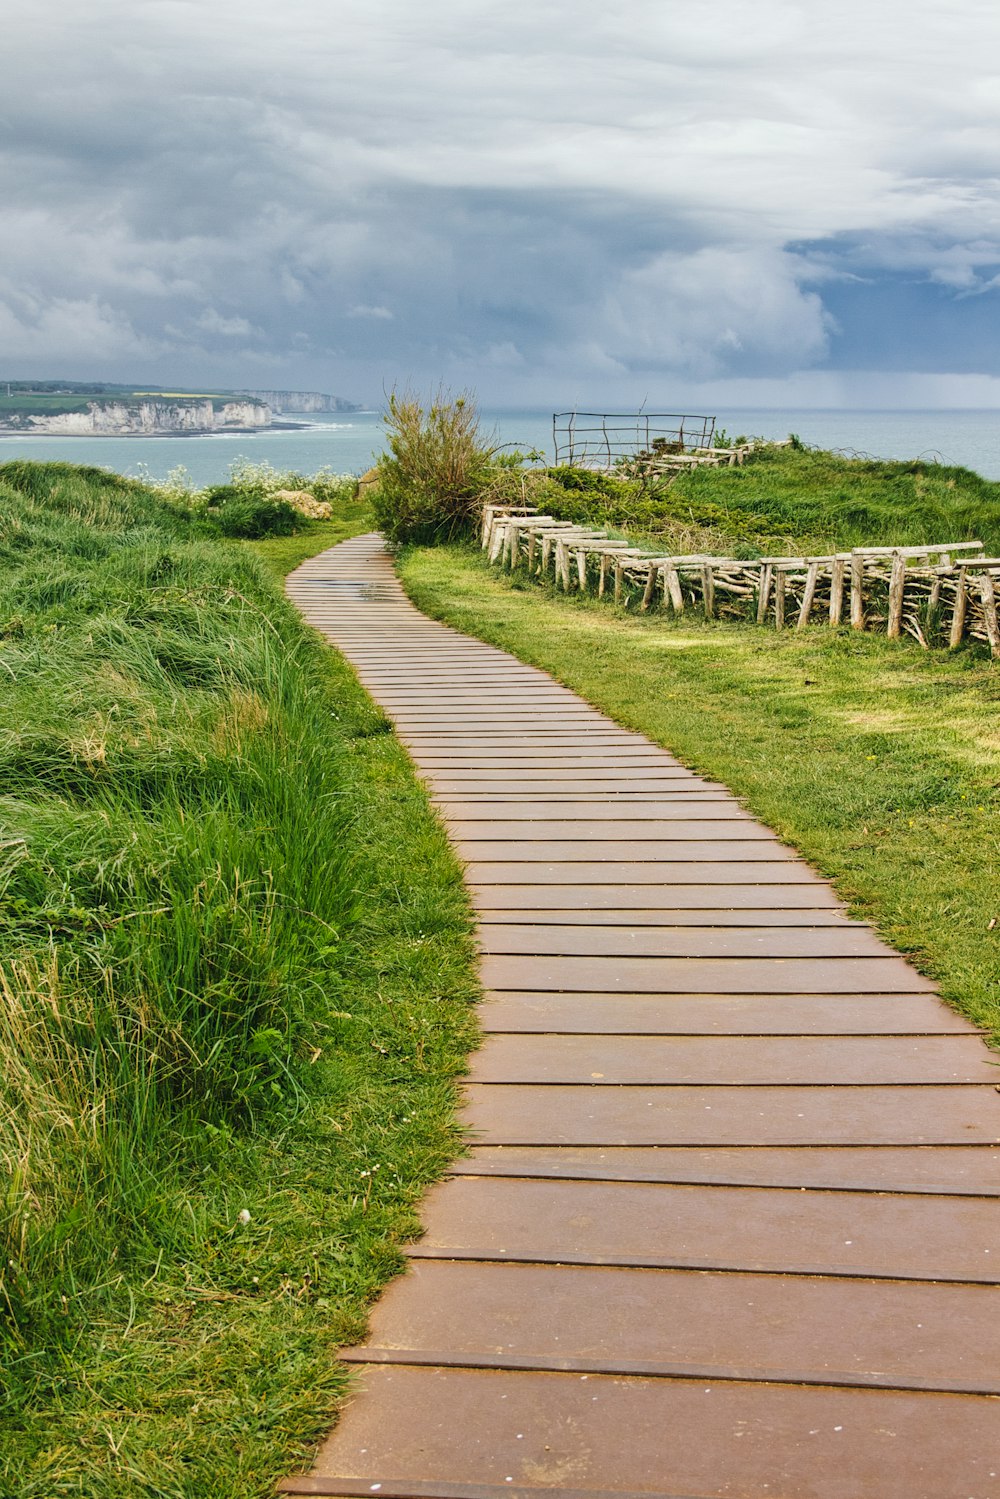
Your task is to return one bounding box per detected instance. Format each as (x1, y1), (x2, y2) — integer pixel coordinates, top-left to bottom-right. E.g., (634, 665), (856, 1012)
(372, 389), (496, 544)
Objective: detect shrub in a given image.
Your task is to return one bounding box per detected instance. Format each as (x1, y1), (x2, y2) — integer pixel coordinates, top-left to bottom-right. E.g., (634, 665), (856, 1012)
(200, 485), (299, 539)
(372, 389), (497, 544)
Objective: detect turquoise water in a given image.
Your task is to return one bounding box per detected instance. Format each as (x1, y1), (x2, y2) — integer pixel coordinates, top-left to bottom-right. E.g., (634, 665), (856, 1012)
(2, 407), (1000, 484)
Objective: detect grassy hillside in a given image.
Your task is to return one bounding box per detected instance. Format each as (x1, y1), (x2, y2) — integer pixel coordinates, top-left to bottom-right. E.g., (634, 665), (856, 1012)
(0, 463), (478, 1496)
(533, 444), (1000, 557)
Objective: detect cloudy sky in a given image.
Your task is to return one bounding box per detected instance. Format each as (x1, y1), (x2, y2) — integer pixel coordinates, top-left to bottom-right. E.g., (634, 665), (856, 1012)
(3, 0), (1000, 407)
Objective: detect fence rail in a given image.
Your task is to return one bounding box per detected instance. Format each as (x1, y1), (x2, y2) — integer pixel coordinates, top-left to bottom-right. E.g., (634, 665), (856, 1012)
(480, 504), (1000, 656)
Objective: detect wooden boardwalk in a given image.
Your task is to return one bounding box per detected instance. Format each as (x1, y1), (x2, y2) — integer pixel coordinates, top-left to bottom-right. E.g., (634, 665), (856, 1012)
(282, 534), (1000, 1499)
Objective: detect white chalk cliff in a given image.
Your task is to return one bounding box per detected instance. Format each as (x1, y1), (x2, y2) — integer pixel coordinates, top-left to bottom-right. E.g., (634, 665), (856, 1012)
(5, 399), (272, 435)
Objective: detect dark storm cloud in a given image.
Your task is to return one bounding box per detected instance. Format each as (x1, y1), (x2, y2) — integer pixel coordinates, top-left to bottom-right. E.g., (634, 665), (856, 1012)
(3, 0), (1000, 403)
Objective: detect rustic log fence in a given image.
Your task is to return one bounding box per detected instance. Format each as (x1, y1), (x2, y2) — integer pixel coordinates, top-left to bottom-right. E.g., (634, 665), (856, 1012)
(480, 504), (1000, 656)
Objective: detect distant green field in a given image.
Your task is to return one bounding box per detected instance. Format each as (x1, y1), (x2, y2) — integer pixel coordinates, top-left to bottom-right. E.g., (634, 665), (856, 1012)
(0, 394), (92, 414)
(0, 385), (247, 418)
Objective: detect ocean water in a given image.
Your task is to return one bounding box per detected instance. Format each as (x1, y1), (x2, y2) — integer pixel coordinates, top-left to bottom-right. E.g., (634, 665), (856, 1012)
(2, 407), (1000, 484)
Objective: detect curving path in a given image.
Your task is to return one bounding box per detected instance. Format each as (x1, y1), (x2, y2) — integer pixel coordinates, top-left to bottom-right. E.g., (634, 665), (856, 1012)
(280, 534), (1000, 1499)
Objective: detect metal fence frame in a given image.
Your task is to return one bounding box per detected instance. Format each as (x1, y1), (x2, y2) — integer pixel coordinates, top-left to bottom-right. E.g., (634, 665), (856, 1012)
(552, 411), (717, 469)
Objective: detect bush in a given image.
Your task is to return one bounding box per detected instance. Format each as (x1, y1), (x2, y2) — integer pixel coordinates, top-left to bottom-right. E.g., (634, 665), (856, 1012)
(371, 390), (497, 544)
(204, 488), (301, 538)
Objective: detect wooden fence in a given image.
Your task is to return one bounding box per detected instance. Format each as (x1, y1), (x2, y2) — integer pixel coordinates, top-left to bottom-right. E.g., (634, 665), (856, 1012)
(480, 504), (1000, 656)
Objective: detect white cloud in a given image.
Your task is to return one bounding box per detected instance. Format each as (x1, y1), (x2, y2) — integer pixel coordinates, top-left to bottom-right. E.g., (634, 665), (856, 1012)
(0, 288), (161, 363)
(195, 309), (256, 337)
(347, 304), (394, 320)
(601, 247), (834, 378)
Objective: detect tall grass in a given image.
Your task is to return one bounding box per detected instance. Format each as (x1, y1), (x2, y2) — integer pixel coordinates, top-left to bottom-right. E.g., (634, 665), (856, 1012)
(0, 465), (358, 1349)
(0, 461), (478, 1476)
(372, 389), (498, 543)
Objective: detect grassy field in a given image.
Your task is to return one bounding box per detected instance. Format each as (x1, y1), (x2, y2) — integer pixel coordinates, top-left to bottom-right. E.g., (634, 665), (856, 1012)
(401, 542), (1000, 1039)
(0, 464), (478, 1497)
(533, 444), (1000, 557)
(0, 388), (252, 418)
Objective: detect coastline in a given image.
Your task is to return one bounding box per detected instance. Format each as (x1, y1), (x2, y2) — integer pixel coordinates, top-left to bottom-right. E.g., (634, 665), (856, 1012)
(0, 419), (312, 439)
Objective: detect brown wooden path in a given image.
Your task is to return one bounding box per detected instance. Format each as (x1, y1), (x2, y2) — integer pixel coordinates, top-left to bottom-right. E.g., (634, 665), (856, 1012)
(282, 534), (1000, 1499)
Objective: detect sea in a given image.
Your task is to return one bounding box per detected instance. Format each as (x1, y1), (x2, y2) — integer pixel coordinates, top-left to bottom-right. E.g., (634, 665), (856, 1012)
(2, 408), (1000, 485)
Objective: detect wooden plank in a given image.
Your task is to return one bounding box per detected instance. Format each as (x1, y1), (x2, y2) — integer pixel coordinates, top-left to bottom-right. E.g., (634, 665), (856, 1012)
(460, 1082), (1000, 1145)
(456, 1143), (1000, 1193)
(479, 952), (934, 992)
(353, 1258), (1000, 1394)
(300, 1366), (1000, 1499)
(467, 1033), (998, 1085)
(474, 990), (971, 1034)
(412, 1175), (1000, 1278)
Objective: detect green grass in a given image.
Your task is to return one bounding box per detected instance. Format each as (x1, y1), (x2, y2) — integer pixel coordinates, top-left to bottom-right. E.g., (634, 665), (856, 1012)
(0, 395), (92, 415)
(249, 511), (373, 581)
(401, 542), (1000, 1039)
(0, 464), (479, 1497)
(533, 445), (1000, 557)
(0, 390), (248, 418)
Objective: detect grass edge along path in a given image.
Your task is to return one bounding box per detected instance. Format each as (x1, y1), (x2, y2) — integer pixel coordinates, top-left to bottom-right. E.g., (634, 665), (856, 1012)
(1, 477), (480, 1499)
(400, 541), (1000, 1041)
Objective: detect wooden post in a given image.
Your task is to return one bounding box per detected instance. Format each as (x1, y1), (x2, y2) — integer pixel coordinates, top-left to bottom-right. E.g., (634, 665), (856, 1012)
(614, 559), (625, 604)
(756, 564), (773, 625)
(774, 568), (786, 630)
(702, 564), (715, 619)
(850, 552), (865, 630)
(488, 521), (506, 564)
(641, 562), (658, 611)
(797, 562), (819, 628)
(482, 505), (501, 549)
(949, 570), (969, 648)
(663, 561), (683, 613)
(980, 570), (1000, 656)
(576, 549), (588, 591)
(829, 557), (845, 625)
(932, 552), (951, 611)
(506, 522), (519, 569)
(886, 551), (907, 639)
(541, 535), (553, 576)
(527, 528), (537, 573)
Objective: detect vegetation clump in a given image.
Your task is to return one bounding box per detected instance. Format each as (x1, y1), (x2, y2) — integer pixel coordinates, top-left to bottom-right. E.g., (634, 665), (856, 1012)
(533, 445), (1000, 557)
(371, 390), (501, 544)
(130, 457), (360, 540)
(0, 461), (477, 1494)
